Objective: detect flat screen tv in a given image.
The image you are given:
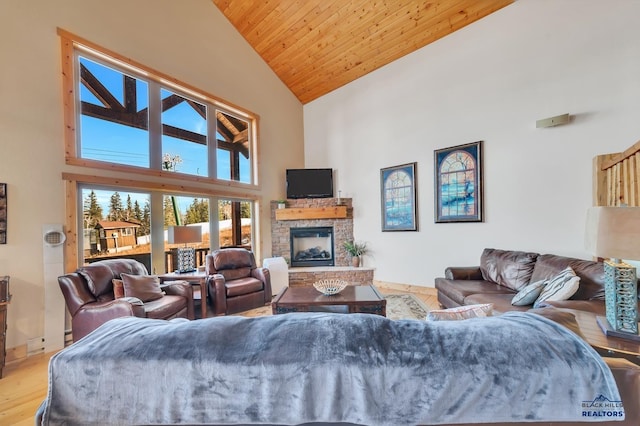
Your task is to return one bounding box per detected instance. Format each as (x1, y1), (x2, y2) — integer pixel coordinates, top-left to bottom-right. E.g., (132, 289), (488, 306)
(286, 168), (334, 199)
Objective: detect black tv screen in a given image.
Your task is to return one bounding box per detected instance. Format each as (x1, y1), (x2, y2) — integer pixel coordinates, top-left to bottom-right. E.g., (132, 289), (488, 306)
(286, 168), (334, 199)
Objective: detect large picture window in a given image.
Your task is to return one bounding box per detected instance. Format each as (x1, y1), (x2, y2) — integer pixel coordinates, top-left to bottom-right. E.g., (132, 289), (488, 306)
(61, 29), (261, 271)
(80, 186), (254, 273)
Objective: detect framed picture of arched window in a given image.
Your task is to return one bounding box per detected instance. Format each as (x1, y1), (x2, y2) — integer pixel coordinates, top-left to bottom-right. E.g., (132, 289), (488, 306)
(380, 162), (418, 231)
(434, 141), (483, 223)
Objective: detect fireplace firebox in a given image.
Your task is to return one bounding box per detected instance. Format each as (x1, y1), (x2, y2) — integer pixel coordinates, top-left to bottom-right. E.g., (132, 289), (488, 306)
(290, 227), (334, 267)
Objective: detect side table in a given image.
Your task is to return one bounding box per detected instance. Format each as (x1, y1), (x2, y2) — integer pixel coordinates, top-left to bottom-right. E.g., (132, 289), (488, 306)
(562, 308), (640, 365)
(160, 271), (208, 319)
(0, 300), (8, 378)
(1, 275), (10, 379)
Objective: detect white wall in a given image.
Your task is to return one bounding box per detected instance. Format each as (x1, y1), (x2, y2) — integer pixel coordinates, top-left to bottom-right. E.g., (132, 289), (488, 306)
(0, 0), (303, 351)
(304, 0), (640, 287)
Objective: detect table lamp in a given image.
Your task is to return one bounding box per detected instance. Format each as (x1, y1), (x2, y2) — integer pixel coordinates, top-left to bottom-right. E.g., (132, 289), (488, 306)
(585, 207), (640, 338)
(168, 226), (202, 273)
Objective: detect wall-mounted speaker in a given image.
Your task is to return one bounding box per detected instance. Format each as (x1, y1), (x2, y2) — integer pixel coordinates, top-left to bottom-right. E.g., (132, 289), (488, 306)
(536, 113), (570, 128)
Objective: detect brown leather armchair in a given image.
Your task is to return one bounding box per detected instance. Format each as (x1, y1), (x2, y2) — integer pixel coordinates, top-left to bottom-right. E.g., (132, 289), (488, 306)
(58, 258), (194, 342)
(205, 248), (272, 315)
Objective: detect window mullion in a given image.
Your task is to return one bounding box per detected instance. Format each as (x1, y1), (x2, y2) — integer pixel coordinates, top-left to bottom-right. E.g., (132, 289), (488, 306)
(148, 80), (162, 169)
(208, 109), (217, 179)
(150, 191), (165, 274)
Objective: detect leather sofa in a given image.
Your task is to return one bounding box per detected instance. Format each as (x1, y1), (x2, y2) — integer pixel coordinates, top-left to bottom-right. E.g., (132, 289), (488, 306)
(205, 248), (272, 315)
(59, 258), (194, 341)
(35, 310), (640, 426)
(34, 356), (640, 426)
(432, 248), (640, 425)
(434, 247), (622, 315)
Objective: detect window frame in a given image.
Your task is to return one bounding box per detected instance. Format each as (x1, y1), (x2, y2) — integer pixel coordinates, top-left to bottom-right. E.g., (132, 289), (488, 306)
(60, 28), (260, 189)
(59, 29), (263, 272)
(69, 174), (260, 273)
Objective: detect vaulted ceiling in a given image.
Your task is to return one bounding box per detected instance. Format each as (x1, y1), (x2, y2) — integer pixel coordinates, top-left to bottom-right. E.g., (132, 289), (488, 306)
(212, 0), (514, 104)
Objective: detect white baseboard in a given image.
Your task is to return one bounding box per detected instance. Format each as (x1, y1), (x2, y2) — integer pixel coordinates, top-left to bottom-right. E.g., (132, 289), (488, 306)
(373, 280), (437, 296)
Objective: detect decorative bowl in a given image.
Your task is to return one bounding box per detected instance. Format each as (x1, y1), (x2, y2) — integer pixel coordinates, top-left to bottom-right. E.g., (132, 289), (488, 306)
(313, 279), (348, 296)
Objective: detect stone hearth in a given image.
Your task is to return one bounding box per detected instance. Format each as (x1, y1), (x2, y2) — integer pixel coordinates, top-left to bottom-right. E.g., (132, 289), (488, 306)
(288, 266), (374, 287)
(271, 198), (353, 266)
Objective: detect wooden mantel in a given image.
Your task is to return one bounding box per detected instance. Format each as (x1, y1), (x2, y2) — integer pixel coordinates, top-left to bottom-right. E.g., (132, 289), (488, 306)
(275, 205), (349, 221)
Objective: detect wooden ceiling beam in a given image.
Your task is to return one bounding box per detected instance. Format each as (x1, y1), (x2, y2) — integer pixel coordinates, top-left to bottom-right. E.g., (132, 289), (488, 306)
(80, 64), (125, 112)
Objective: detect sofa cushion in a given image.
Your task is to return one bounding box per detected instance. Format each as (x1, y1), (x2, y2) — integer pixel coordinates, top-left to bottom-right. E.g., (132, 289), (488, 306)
(78, 259), (149, 297)
(220, 267), (253, 282)
(480, 248), (539, 291)
(427, 303), (493, 321)
(543, 299), (608, 316)
(225, 277), (264, 297)
(212, 248), (255, 270)
(121, 273), (164, 302)
(529, 254), (605, 301)
(434, 278), (514, 306)
(464, 293), (531, 314)
(528, 307), (585, 339)
(77, 263), (114, 298)
(533, 267), (580, 308)
(112, 279), (125, 299)
(511, 279), (547, 306)
(143, 295), (188, 319)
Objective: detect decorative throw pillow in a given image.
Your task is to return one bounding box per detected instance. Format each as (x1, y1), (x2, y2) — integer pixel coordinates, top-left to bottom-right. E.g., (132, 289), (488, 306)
(533, 267), (580, 308)
(112, 279), (125, 299)
(426, 303), (493, 321)
(480, 248), (539, 291)
(511, 279), (547, 306)
(120, 273), (163, 302)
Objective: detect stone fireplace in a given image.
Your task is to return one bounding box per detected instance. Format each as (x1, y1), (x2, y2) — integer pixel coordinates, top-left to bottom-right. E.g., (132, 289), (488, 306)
(270, 198), (374, 287)
(271, 198), (353, 266)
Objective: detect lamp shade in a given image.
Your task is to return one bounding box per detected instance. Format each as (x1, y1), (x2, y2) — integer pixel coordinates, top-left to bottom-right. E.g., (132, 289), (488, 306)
(585, 207), (640, 260)
(168, 226), (202, 245)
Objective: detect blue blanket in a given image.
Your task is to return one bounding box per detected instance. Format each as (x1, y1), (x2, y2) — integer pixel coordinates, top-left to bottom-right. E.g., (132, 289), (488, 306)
(40, 312), (623, 425)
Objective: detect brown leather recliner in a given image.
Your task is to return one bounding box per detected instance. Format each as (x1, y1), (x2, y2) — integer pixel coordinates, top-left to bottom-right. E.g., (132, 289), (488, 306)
(58, 258), (194, 342)
(206, 249), (272, 315)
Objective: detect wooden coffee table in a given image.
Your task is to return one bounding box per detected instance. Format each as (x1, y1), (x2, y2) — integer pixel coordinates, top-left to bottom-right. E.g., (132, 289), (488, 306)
(560, 308), (640, 365)
(272, 285), (386, 317)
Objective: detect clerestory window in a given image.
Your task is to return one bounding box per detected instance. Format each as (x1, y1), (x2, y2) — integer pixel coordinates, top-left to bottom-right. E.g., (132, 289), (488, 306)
(72, 43), (255, 185)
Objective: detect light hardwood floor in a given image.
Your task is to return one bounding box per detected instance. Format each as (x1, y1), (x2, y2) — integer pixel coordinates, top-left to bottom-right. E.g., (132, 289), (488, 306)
(0, 286), (439, 425)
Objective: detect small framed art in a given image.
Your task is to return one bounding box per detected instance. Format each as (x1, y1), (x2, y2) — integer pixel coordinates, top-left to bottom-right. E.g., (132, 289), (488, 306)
(434, 141), (483, 223)
(380, 162), (418, 231)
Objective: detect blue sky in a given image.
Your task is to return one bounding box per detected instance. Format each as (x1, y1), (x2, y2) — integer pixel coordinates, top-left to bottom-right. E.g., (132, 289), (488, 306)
(78, 56), (249, 182)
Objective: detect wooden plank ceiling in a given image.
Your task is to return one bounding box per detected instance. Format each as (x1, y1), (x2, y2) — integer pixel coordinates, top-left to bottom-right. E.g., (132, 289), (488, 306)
(212, 0), (514, 104)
